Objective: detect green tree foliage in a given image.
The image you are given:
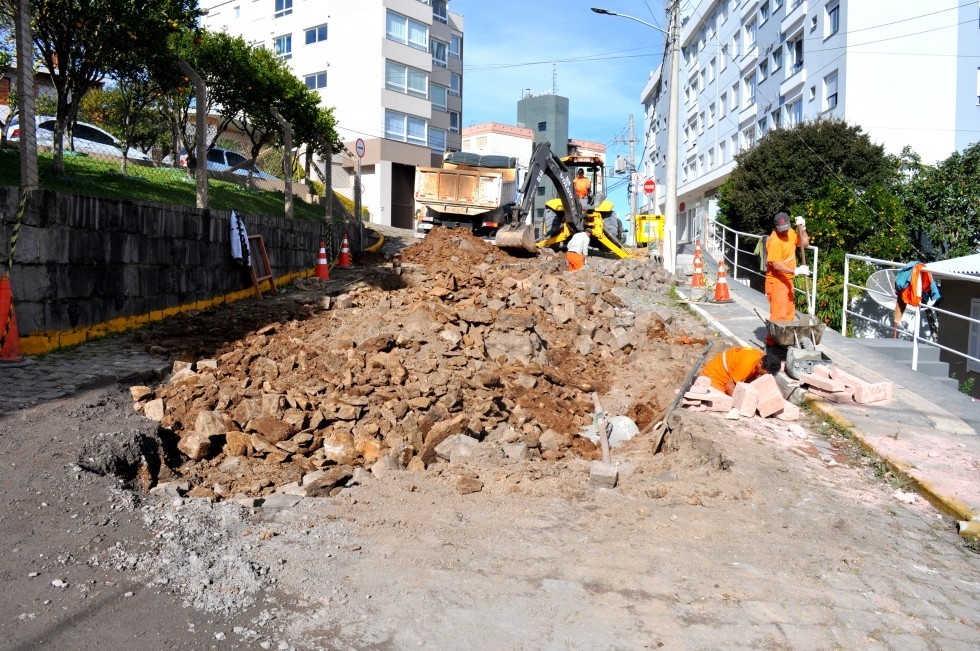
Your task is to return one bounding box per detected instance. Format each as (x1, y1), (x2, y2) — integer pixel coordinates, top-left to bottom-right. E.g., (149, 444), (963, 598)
(718, 119), (898, 233)
(900, 142), (980, 261)
(5, 0), (200, 173)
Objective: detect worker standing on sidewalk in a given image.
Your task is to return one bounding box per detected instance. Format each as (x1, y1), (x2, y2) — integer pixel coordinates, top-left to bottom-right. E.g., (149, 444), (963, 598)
(765, 212), (810, 345)
(566, 230), (590, 271)
(702, 346), (782, 395)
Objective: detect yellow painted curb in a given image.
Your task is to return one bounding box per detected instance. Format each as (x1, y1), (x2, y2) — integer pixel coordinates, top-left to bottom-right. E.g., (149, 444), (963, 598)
(19, 268), (313, 356)
(804, 395), (980, 529)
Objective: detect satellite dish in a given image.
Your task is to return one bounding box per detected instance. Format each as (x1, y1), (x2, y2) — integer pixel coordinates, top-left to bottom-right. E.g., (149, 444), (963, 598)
(866, 269), (897, 310)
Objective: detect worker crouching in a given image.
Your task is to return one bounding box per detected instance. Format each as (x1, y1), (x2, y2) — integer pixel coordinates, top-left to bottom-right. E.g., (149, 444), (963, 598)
(566, 230), (590, 271)
(702, 346), (782, 395)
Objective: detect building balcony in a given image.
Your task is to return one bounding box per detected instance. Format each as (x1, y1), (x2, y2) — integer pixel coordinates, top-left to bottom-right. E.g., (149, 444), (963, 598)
(781, 0), (807, 34)
(739, 45), (759, 72)
(738, 102), (758, 125)
(779, 66), (806, 97)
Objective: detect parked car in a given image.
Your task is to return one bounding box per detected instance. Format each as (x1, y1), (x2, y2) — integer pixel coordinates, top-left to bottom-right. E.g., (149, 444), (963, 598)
(6, 116), (151, 161)
(168, 146), (280, 181)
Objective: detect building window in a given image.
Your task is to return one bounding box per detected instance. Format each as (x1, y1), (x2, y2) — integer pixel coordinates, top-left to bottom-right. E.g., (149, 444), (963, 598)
(432, 0), (448, 24)
(449, 111), (460, 133)
(537, 186), (546, 196)
(450, 34), (461, 59)
(233, 5), (240, 19)
(385, 60), (428, 98)
(431, 38), (448, 67)
(731, 134), (739, 156)
(824, 71), (838, 110)
(305, 24), (328, 45)
(774, 0), (783, 10)
(699, 111), (705, 133)
(707, 147), (715, 169)
(719, 93), (727, 118)
(709, 57), (716, 82)
(790, 36), (804, 72)
(538, 121), (547, 132)
(274, 0), (292, 18)
(742, 125), (756, 149)
(719, 140), (727, 164)
(772, 109), (782, 128)
(758, 116), (767, 135)
(826, 1), (840, 37)
(760, 1), (770, 22)
(786, 98), (803, 126)
(429, 127), (447, 153)
(273, 34), (292, 60)
(708, 103), (715, 127)
(760, 60), (768, 81)
(744, 73), (756, 105)
(304, 72), (327, 90)
(731, 83), (739, 110)
(772, 47), (783, 71)
(386, 11), (428, 52)
(476, 136), (487, 148)
(745, 18), (757, 49)
(430, 83), (448, 111)
(450, 73), (461, 96)
(385, 110), (426, 146)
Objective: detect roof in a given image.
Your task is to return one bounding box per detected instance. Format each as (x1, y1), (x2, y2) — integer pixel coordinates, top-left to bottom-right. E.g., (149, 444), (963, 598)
(926, 254), (980, 278)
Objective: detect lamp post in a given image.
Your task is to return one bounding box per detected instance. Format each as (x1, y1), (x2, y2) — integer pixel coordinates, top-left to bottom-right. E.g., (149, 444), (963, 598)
(591, 5), (679, 273)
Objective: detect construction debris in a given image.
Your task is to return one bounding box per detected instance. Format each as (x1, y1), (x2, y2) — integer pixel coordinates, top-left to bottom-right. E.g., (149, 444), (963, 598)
(133, 227), (708, 500)
(800, 364), (894, 404)
(683, 372), (799, 421)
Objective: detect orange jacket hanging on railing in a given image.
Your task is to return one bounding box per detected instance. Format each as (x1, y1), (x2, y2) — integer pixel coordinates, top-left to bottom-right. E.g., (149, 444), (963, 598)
(895, 262), (940, 307)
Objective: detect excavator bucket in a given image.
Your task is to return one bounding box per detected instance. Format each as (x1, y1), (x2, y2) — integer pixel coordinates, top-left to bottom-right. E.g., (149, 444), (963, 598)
(494, 223), (538, 253)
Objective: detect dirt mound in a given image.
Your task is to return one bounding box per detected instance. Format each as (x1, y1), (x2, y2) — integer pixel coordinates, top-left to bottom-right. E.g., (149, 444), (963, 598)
(131, 229), (711, 500)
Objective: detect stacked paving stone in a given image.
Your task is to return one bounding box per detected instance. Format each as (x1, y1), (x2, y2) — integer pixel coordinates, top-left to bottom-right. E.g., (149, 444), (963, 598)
(130, 228), (694, 500)
(798, 364), (894, 404)
(683, 374), (800, 421)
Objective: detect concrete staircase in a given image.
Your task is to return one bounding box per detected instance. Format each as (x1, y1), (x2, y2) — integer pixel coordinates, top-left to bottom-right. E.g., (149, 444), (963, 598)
(855, 338), (959, 390)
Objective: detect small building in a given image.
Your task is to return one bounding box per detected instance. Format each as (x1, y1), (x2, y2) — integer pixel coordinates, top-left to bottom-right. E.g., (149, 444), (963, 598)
(926, 254), (980, 397)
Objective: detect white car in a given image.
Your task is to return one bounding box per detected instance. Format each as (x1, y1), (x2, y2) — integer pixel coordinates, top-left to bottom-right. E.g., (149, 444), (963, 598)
(202, 147), (280, 181)
(7, 116), (151, 161)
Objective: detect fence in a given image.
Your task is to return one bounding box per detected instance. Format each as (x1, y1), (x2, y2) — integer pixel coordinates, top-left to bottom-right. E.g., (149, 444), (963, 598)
(842, 253), (980, 374)
(705, 218), (819, 314)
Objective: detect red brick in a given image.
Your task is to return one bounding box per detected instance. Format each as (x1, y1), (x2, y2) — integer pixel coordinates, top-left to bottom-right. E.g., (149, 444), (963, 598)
(800, 374), (847, 393)
(776, 401), (801, 421)
(731, 382), (759, 417)
(707, 394), (734, 412)
(811, 364), (832, 378)
(828, 365), (867, 388)
(686, 384), (710, 395)
(806, 386), (855, 403)
(751, 374), (784, 418)
(693, 375), (712, 387)
(853, 381), (893, 404)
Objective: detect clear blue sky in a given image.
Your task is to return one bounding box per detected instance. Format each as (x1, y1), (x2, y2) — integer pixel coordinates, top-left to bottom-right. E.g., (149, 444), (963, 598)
(450, 0), (669, 225)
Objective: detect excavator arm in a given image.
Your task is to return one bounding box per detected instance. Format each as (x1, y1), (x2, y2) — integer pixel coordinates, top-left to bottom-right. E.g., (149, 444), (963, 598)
(494, 141), (587, 252)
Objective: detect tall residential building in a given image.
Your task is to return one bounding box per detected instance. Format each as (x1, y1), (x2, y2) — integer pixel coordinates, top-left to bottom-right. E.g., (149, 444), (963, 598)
(200, 0), (464, 228)
(641, 0), (980, 244)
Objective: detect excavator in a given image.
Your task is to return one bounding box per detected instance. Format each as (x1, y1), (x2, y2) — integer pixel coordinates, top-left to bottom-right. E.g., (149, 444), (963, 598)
(494, 141), (631, 259)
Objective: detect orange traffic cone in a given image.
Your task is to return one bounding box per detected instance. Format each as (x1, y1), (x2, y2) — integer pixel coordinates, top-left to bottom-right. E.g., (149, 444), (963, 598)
(712, 261), (732, 303)
(691, 240), (705, 288)
(337, 234), (352, 269)
(314, 241), (330, 279)
(0, 274), (25, 363)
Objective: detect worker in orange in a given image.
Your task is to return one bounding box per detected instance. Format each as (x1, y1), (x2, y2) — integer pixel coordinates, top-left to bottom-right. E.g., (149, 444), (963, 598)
(702, 346), (782, 395)
(566, 230), (590, 271)
(765, 212), (810, 345)
(573, 168), (591, 200)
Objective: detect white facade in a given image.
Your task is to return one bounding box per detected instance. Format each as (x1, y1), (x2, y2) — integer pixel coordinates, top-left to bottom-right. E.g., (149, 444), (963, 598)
(641, 0), (980, 243)
(461, 122), (534, 168)
(200, 0), (464, 228)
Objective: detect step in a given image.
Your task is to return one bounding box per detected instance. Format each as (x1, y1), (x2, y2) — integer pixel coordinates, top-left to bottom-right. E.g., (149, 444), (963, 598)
(856, 338), (941, 362)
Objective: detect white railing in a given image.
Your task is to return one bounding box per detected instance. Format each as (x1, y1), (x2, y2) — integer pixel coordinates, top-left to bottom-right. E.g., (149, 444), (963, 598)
(842, 254), (980, 373)
(706, 218), (818, 314)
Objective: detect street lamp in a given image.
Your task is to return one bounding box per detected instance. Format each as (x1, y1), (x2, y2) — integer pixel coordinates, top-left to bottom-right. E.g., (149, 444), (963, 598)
(591, 5), (679, 274)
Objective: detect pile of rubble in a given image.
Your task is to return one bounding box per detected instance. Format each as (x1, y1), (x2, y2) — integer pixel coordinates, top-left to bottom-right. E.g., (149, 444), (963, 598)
(132, 228), (705, 500)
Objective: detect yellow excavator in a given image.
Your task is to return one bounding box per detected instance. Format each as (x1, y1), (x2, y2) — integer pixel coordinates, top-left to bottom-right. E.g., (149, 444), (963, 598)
(495, 141), (631, 258)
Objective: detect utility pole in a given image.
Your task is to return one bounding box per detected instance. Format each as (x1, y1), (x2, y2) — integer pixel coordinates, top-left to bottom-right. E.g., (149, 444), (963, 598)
(614, 114), (638, 247)
(663, 0), (680, 274)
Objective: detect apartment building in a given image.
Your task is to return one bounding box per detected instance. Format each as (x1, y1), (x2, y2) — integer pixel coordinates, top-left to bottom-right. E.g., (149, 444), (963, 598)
(640, 0), (979, 244)
(200, 0), (464, 228)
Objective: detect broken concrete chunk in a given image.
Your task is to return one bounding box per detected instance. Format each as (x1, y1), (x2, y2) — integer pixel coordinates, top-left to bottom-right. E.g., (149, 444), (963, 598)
(589, 461), (618, 488)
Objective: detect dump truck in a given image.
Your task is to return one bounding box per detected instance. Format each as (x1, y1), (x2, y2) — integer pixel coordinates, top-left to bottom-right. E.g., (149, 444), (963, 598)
(414, 152), (524, 244)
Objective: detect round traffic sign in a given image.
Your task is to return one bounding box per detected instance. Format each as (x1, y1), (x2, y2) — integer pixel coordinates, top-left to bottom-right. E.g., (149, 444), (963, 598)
(355, 138), (366, 158)
(643, 178), (656, 195)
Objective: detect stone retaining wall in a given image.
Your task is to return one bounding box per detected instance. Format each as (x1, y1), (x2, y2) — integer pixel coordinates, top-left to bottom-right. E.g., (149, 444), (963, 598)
(0, 188), (361, 352)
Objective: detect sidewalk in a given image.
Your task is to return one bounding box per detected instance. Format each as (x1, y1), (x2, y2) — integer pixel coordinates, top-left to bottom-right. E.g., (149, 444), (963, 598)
(681, 269), (980, 529)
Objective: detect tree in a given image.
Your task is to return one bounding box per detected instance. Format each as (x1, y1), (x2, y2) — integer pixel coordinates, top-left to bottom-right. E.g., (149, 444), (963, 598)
(4, 0), (200, 173)
(900, 142), (980, 261)
(718, 119), (899, 234)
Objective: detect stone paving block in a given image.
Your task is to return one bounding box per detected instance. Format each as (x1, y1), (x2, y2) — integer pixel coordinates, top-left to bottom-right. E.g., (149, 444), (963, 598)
(751, 373), (784, 417)
(853, 381), (894, 404)
(800, 373), (847, 393)
(731, 381), (759, 417)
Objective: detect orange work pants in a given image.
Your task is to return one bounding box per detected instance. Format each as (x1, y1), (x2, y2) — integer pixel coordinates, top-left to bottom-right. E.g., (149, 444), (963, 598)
(765, 275), (795, 345)
(566, 251), (585, 271)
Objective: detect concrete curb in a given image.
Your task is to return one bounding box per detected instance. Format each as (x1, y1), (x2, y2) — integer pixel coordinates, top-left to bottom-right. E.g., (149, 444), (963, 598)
(804, 394), (980, 538)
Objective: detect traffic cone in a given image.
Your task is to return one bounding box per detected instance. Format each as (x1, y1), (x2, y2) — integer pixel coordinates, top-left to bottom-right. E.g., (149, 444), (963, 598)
(314, 241), (330, 280)
(712, 261), (732, 303)
(691, 240), (705, 288)
(337, 234), (352, 268)
(0, 274), (25, 363)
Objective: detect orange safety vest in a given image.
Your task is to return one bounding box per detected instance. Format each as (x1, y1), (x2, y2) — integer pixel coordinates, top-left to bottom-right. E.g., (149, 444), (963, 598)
(573, 176), (590, 199)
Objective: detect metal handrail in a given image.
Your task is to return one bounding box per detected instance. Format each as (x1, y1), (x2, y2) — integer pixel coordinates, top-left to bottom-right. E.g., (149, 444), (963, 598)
(706, 218), (818, 313)
(842, 253), (980, 373)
